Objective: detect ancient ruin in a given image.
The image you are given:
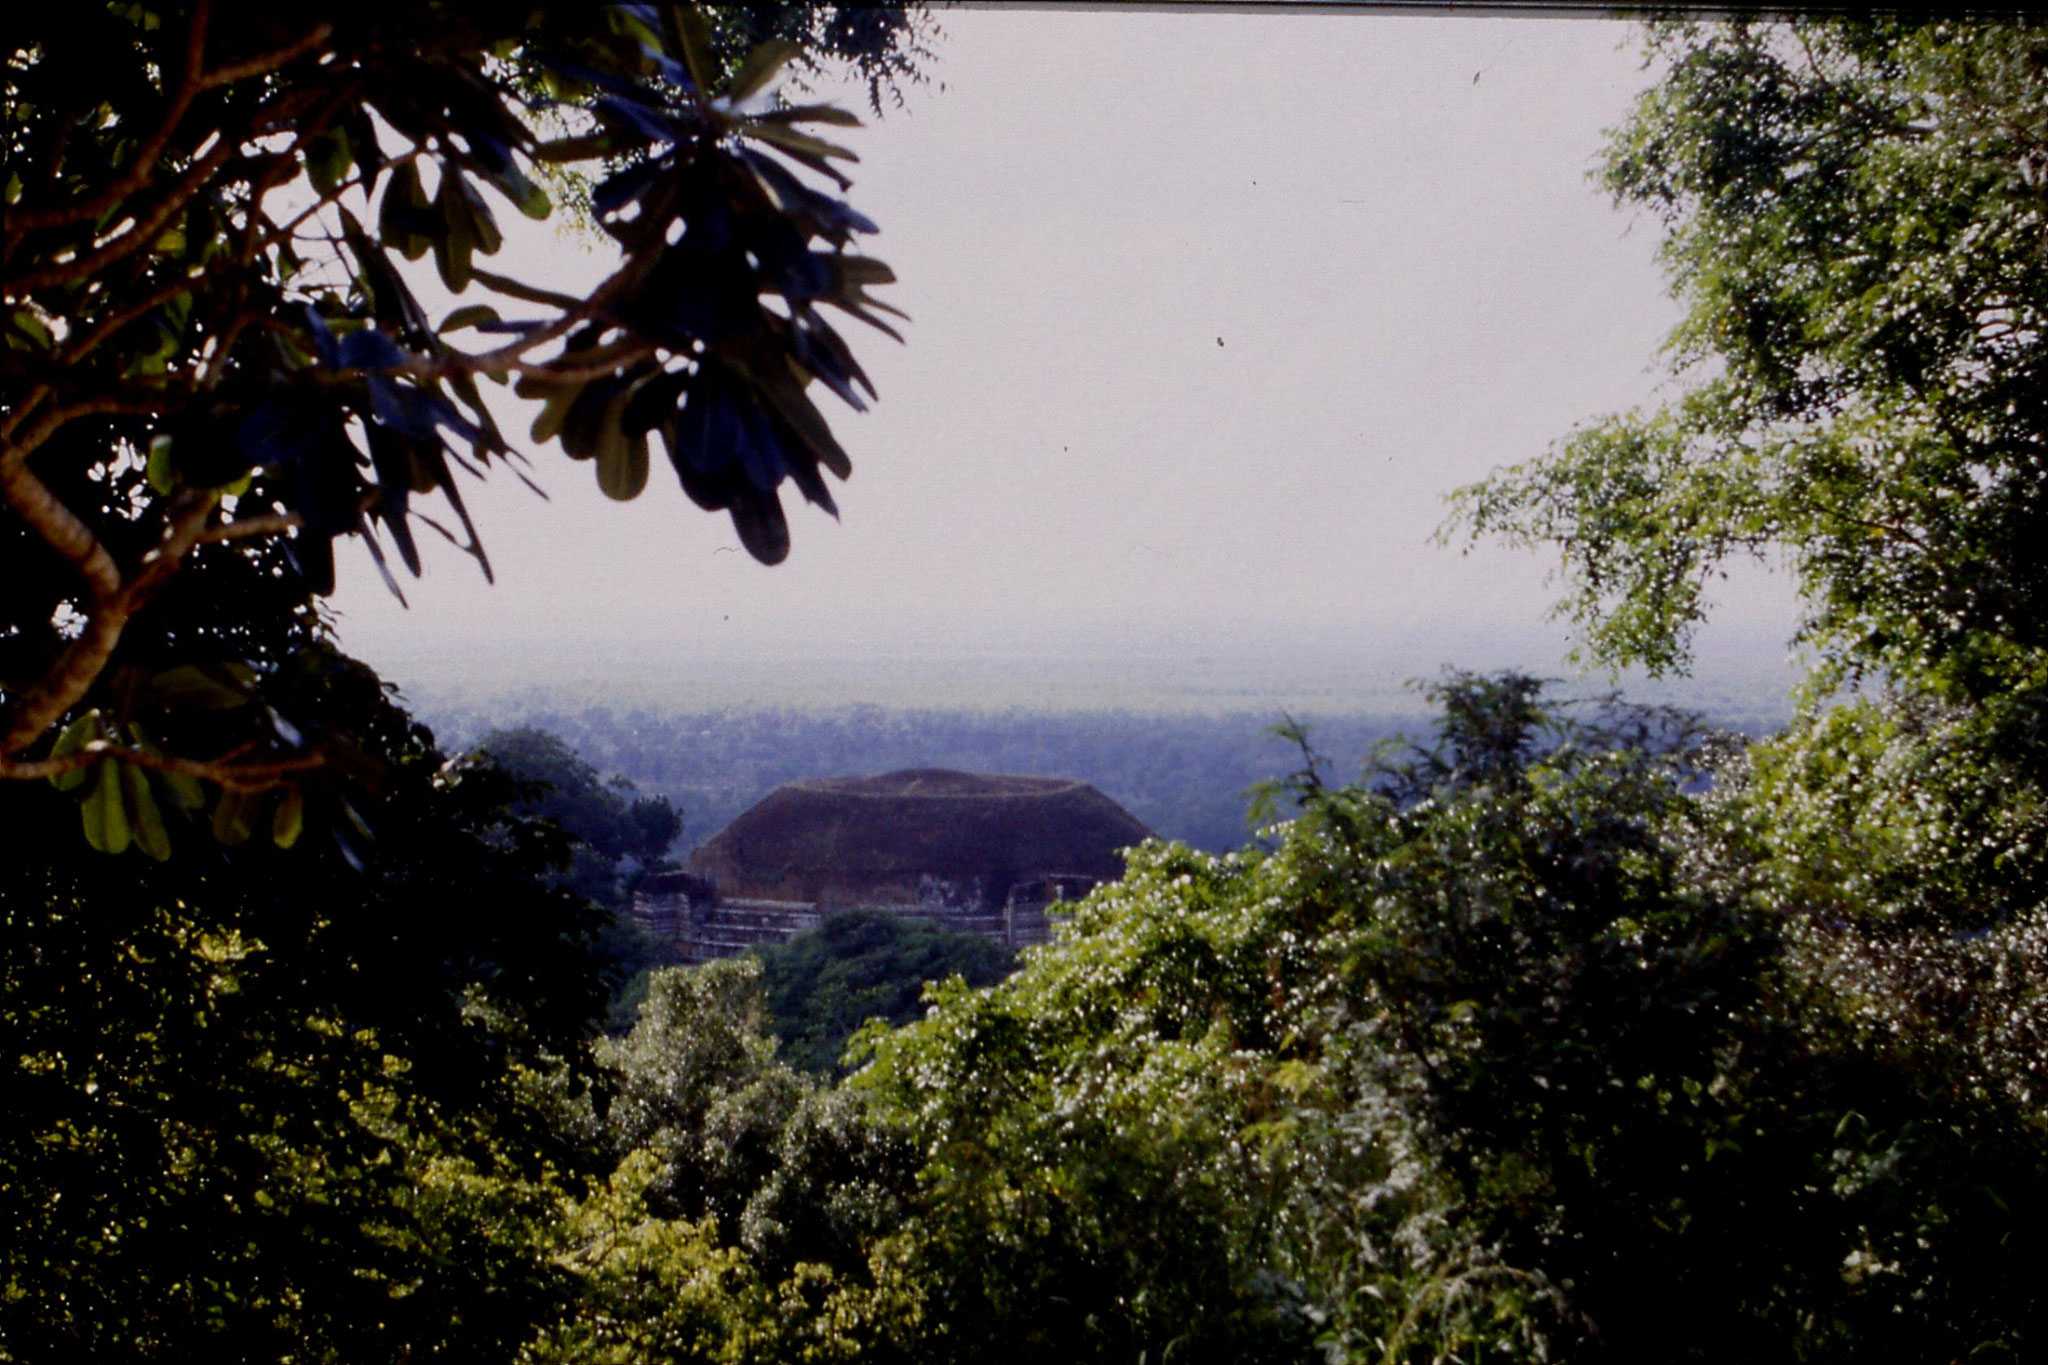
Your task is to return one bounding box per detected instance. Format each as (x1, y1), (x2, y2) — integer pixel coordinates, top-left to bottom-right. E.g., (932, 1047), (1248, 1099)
(632, 769), (1152, 962)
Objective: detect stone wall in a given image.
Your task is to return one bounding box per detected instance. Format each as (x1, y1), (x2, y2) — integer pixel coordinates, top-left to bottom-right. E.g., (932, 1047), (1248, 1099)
(630, 878), (1082, 964)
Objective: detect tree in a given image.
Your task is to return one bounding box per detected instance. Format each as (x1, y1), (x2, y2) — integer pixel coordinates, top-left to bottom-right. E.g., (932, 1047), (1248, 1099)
(853, 674), (2046, 1362)
(534, 957), (927, 1362)
(479, 723), (680, 897)
(0, 640), (620, 1362)
(2, 2), (915, 849)
(1450, 19), (2048, 719)
(1441, 19), (2048, 1358)
(2, 7), (935, 1357)
(753, 908), (1016, 1075)
(1447, 9), (2048, 1105)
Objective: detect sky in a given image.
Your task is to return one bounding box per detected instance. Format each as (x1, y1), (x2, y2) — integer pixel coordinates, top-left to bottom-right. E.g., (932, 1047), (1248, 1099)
(327, 7), (1805, 710)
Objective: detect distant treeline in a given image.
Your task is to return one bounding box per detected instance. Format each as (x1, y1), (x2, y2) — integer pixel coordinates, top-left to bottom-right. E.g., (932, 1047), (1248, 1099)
(421, 687), (1793, 858)
(421, 702), (1437, 854)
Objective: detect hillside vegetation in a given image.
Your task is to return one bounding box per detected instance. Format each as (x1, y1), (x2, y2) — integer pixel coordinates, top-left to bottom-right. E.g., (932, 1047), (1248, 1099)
(5, 13), (2042, 1363)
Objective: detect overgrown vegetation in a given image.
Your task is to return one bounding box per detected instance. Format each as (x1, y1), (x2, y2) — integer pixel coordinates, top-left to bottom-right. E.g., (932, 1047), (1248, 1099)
(4, 12), (2044, 1364)
(755, 908), (1015, 1075)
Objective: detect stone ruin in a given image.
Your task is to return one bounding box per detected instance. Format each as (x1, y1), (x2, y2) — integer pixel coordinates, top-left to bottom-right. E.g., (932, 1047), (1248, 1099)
(631, 769), (1152, 962)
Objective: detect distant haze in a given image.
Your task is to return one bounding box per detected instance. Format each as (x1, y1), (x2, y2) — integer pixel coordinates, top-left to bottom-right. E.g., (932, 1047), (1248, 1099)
(327, 9), (1805, 714)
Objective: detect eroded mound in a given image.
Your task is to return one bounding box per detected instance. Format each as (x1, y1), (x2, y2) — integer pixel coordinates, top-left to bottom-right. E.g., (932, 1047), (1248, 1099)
(688, 769), (1151, 908)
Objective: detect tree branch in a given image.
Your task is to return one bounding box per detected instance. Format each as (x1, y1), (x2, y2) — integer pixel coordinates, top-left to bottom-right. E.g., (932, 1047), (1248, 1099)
(4, 138), (240, 296)
(404, 273), (642, 379)
(0, 479), (218, 759)
(262, 147), (427, 247)
(197, 22), (335, 91)
(0, 445), (130, 611)
(197, 509), (305, 544)
(52, 274), (208, 371)
(0, 396), (169, 467)
(0, 1), (212, 240)
(0, 740), (323, 790)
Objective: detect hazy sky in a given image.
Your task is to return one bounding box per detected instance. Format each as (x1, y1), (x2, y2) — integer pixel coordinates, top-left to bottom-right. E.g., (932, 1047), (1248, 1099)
(328, 8), (1802, 693)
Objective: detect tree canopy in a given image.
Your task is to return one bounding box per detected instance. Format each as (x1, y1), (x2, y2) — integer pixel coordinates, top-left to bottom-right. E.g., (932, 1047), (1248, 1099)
(481, 724), (680, 862)
(3, 2), (913, 852)
(753, 907), (1016, 1075)
(1452, 19), (2048, 719)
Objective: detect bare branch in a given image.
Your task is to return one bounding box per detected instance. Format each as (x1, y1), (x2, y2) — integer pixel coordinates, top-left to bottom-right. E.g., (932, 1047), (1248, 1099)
(0, 383), (54, 444)
(404, 273), (642, 379)
(125, 487), (222, 602)
(197, 510), (305, 544)
(1, 396), (170, 466)
(53, 274), (208, 370)
(0, 441), (129, 608)
(197, 22), (334, 91)
(0, 481), (219, 758)
(469, 267), (585, 311)
(263, 147), (427, 247)
(0, 612), (126, 760)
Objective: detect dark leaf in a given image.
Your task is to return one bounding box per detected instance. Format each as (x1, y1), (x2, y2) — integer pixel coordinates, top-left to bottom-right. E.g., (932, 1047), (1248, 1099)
(729, 486), (791, 564)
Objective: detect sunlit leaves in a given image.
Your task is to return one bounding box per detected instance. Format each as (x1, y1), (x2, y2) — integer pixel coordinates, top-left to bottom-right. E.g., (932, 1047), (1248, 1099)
(1448, 20), (2048, 715)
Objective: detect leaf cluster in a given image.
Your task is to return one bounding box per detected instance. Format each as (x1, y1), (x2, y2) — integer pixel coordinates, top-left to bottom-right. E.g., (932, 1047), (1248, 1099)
(1448, 19), (2048, 723)
(853, 672), (2046, 1362)
(4, 1), (916, 851)
(752, 907), (1016, 1077)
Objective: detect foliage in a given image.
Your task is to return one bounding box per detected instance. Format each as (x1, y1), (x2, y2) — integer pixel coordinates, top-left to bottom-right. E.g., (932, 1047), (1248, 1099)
(10, 13), (2046, 1363)
(854, 672), (2046, 1362)
(477, 724), (680, 923)
(2, 2), (915, 848)
(0, 653), (615, 1362)
(753, 908), (1015, 1076)
(480, 726), (680, 866)
(538, 957), (927, 1363)
(1449, 18), (2048, 718)
(1441, 21), (2048, 1356)
(695, 4), (936, 116)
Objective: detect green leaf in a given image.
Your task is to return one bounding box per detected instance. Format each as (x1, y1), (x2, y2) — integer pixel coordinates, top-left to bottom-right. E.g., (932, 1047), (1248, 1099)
(531, 133), (613, 164)
(730, 39), (801, 104)
(82, 761), (130, 854)
(161, 766), (205, 813)
(305, 126), (351, 198)
(741, 120), (859, 165)
(673, 5), (716, 92)
(122, 761), (171, 861)
(8, 306), (55, 350)
(211, 788), (256, 847)
(435, 172), (479, 292)
(756, 366), (852, 480)
(459, 175), (503, 256)
(612, 5), (664, 54)
(149, 664), (251, 711)
(146, 433), (176, 494)
(474, 146), (551, 221)
(48, 710), (101, 792)
(518, 375), (587, 446)
(272, 785), (305, 849)
(758, 103), (864, 128)
(833, 255), (895, 287)
(439, 303), (502, 334)
(596, 427), (650, 502)
(380, 161), (433, 262)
